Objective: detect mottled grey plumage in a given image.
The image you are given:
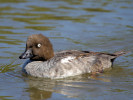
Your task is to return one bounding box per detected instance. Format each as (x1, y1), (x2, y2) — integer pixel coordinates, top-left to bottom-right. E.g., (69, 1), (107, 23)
(19, 34), (128, 79)
(22, 50), (127, 79)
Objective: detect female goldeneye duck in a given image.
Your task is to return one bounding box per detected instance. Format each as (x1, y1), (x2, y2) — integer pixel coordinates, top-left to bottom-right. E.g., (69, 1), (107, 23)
(19, 34), (128, 79)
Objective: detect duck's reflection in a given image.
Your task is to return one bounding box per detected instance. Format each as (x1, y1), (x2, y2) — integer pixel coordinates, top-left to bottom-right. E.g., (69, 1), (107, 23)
(25, 87), (52, 100)
(23, 75), (89, 99)
(23, 74), (111, 100)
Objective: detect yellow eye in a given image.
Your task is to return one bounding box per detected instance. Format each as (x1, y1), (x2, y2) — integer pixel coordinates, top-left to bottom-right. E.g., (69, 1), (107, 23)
(37, 44), (41, 48)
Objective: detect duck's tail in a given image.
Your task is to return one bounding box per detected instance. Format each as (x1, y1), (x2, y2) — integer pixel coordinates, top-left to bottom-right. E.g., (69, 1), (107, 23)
(109, 50), (129, 62)
(114, 50), (130, 57)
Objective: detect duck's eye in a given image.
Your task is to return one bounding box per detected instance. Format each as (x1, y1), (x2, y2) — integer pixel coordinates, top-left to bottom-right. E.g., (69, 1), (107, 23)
(37, 43), (41, 48)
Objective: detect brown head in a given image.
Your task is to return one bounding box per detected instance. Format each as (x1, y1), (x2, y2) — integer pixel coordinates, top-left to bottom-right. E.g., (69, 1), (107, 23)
(19, 34), (54, 61)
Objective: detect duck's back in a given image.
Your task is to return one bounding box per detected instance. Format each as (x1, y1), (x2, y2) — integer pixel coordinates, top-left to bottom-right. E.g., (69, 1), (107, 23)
(45, 50), (116, 78)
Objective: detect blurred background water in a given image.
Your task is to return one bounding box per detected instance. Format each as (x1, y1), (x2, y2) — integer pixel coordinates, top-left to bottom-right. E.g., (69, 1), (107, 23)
(0, 0), (133, 100)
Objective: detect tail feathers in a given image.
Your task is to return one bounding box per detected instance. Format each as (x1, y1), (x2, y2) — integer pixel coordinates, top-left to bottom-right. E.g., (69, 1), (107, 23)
(109, 50), (129, 61)
(114, 50), (130, 57)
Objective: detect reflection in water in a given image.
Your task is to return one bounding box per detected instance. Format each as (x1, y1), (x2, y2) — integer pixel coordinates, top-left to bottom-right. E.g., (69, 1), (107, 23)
(24, 75), (88, 99)
(84, 8), (112, 12)
(0, 61), (20, 73)
(26, 87), (52, 100)
(22, 65), (133, 100)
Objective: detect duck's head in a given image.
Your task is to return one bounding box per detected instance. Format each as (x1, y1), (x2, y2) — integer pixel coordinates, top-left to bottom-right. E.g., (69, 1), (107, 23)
(19, 34), (54, 61)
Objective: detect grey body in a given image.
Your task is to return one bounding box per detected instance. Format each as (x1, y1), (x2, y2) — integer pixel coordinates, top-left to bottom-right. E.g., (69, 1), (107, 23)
(19, 34), (128, 79)
(23, 50), (116, 79)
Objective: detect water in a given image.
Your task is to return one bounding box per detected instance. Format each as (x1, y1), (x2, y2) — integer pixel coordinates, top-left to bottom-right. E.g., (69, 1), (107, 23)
(0, 0), (133, 100)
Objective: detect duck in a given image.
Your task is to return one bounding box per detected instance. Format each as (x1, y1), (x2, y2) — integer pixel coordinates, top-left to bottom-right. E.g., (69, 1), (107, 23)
(19, 34), (128, 79)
